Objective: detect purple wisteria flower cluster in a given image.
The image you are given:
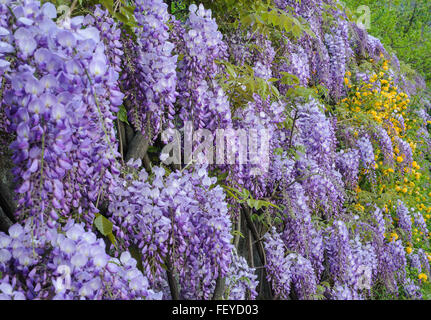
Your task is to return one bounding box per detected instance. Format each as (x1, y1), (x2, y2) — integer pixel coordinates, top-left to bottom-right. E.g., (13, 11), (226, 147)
(1, 0), (121, 228)
(396, 200), (413, 242)
(263, 227), (292, 299)
(0, 0), (429, 302)
(264, 227), (319, 299)
(0, 221), (161, 300)
(374, 126), (394, 165)
(292, 99), (345, 216)
(109, 161), (233, 299)
(336, 149), (360, 187)
(225, 249), (258, 300)
(356, 135), (376, 170)
(175, 4), (231, 131)
(227, 93), (286, 199)
(122, 0), (178, 140)
(324, 19), (350, 100)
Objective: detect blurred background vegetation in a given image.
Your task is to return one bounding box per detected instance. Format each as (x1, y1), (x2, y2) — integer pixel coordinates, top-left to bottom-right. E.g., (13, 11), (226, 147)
(343, 0), (431, 89)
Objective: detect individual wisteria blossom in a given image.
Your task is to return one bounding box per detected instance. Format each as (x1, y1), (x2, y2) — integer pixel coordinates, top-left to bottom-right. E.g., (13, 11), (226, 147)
(409, 253), (422, 272)
(225, 28), (252, 67)
(398, 74), (425, 97)
(225, 249), (258, 300)
(350, 235), (377, 291)
(294, 155), (344, 217)
(272, 0), (329, 89)
(416, 108), (431, 127)
(268, 152), (295, 190)
(278, 38), (311, 87)
(122, 0), (178, 140)
(109, 159), (170, 283)
(252, 35), (275, 82)
(0, 0), (14, 82)
(330, 283), (361, 300)
(349, 21), (368, 58)
(0, 1), (13, 137)
(417, 249), (431, 277)
(84, 5), (124, 108)
(0, 0), (429, 302)
(377, 238), (408, 295)
(368, 206), (412, 294)
(366, 35), (387, 60)
(311, 37), (331, 88)
(0, 221), (162, 300)
(295, 99), (337, 167)
(292, 99), (345, 216)
(373, 207), (387, 239)
(417, 126), (431, 155)
(355, 71), (371, 83)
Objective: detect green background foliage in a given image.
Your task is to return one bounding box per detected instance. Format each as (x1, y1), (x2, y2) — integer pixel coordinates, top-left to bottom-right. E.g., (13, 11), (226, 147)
(343, 0), (431, 88)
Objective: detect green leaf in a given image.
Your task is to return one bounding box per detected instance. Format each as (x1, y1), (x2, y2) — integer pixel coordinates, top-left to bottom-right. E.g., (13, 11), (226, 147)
(117, 104), (129, 125)
(274, 147), (284, 155)
(122, 5), (136, 15)
(216, 171), (229, 182)
(107, 233), (118, 250)
(117, 6), (138, 26)
(129, 245), (144, 272)
(100, 0), (114, 14)
(240, 14), (254, 27)
(231, 229), (244, 238)
(225, 189), (240, 201)
(94, 214), (114, 237)
(302, 25), (317, 38)
(147, 146), (159, 153)
(292, 24), (302, 38)
(247, 198), (281, 211)
(280, 72), (300, 85)
(240, 188), (250, 199)
(246, 198), (256, 209)
(115, 12), (129, 23)
(250, 212), (259, 222)
(225, 63), (237, 77)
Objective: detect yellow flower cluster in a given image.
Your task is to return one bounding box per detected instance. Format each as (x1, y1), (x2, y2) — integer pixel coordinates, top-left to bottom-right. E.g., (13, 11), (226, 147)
(340, 61), (413, 175)
(388, 232), (399, 242)
(419, 273), (428, 282)
(337, 55), (431, 290)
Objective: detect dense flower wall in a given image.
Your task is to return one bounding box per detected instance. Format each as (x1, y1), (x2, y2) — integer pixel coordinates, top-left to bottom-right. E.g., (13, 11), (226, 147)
(0, 0), (430, 300)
